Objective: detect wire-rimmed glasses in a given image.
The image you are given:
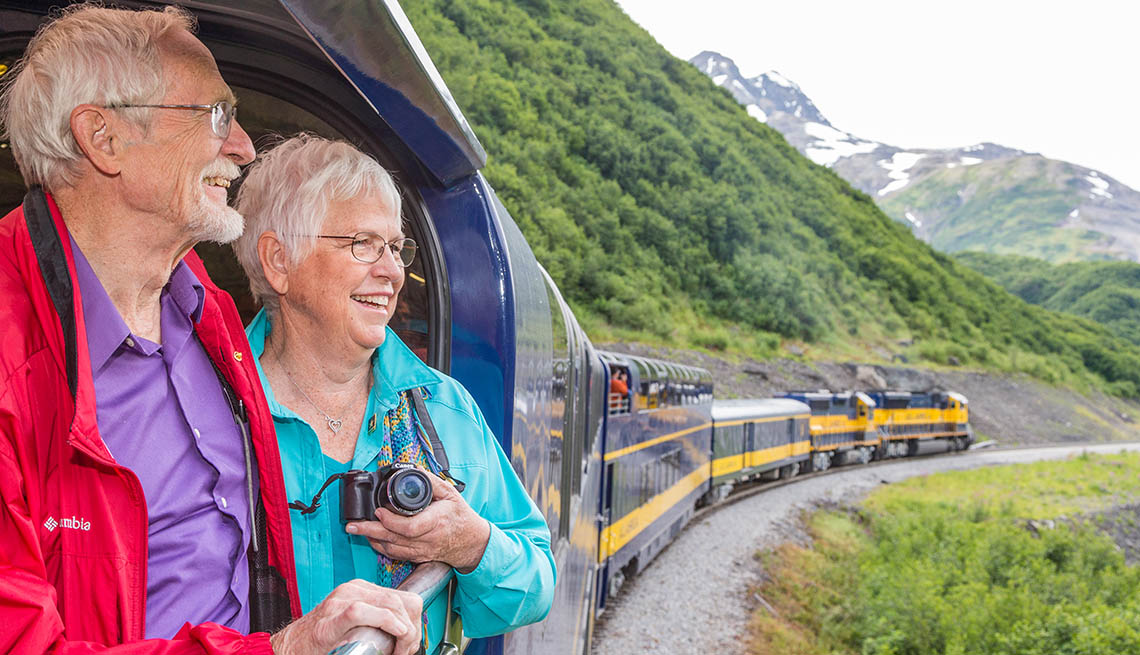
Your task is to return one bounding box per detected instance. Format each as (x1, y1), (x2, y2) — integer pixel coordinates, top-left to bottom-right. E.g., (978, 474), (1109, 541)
(105, 100), (236, 139)
(318, 232), (418, 267)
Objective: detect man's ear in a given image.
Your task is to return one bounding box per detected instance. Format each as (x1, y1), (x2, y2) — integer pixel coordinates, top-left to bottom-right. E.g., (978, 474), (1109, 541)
(258, 231), (290, 295)
(70, 105), (122, 176)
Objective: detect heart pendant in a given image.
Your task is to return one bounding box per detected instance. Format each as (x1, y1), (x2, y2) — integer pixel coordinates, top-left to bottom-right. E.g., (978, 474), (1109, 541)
(327, 418), (343, 434)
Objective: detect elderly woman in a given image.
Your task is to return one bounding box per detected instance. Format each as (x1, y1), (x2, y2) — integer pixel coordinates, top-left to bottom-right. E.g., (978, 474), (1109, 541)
(232, 134), (555, 653)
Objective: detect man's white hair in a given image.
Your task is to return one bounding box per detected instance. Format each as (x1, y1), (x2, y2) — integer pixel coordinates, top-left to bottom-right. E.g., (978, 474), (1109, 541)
(0, 3), (195, 190)
(233, 133), (403, 314)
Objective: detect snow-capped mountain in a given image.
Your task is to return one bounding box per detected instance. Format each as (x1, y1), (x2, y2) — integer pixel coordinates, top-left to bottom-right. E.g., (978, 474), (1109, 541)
(691, 50), (1140, 262)
(691, 50), (829, 126)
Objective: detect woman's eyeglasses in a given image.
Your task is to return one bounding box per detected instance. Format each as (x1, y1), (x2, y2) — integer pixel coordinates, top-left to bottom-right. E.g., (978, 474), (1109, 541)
(318, 232), (418, 267)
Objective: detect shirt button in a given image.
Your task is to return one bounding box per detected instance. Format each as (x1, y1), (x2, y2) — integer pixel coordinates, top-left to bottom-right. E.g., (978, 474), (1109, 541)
(124, 337), (135, 348)
(218, 496), (228, 509)
(193, 428), (201, 439)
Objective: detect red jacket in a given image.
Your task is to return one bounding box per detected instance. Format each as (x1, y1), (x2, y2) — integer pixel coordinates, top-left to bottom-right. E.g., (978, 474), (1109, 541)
(0, 190), (301, 654)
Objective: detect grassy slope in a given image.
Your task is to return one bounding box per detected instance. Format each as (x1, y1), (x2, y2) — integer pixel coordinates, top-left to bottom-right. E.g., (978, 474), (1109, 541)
(958, 251), (1140, 347)
(402, 0), (1140, 395)
(880, 156), (1112, 261)
(752, 453), (1140, 655)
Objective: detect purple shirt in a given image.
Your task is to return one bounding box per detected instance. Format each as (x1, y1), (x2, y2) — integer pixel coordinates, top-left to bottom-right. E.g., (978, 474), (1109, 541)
(71, 237), (253, 638)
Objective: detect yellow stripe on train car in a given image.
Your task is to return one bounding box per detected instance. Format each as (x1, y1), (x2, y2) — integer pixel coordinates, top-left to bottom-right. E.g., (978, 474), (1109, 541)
(745, 444), (791, 468)
(711, 454), (744, 477)
(603, 422), (712, 461)
(598, 466), (710, 560)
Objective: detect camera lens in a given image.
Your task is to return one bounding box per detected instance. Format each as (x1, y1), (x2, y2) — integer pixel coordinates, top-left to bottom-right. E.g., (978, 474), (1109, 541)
(396, 473), (428, 505)
(381, 467), (433, 515)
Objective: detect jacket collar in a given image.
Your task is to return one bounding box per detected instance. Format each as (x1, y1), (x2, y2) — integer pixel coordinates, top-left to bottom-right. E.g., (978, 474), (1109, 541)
(245, 308), (442, 415)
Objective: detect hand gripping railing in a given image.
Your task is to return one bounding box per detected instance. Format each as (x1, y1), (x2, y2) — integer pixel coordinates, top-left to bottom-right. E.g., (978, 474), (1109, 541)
(327, 561), (455, 655)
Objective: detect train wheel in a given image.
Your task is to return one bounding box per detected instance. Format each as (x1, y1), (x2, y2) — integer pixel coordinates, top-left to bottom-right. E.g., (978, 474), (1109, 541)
(608, 569), (626, 599)
(814, 452), (831, 472)
(906, 440), (919, 457)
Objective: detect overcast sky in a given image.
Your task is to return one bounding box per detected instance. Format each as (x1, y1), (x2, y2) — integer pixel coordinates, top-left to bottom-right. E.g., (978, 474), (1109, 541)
(615, 0), (1140, 191)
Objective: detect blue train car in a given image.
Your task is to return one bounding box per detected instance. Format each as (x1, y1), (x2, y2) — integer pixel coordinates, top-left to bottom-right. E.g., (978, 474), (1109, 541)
(0, 2), (604, 654)
(595, 351), (712, 607)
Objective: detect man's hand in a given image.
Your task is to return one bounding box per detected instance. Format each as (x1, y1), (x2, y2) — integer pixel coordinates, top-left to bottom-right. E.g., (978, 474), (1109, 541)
(347, 474), (491, 574)
(269, 579), (422, 655)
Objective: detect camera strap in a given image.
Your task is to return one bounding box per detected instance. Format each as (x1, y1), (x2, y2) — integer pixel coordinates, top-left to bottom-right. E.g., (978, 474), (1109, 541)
(287, 471), (348, 514)
(410, 387), (465, 492)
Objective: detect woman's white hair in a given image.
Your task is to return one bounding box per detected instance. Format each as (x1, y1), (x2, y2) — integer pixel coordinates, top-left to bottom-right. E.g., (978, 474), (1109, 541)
(0, 3), (195, 190)
(233, 133), (403, 314)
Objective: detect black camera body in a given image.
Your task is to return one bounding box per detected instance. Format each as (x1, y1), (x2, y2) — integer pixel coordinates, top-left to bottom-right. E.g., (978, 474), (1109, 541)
(340, 462), (434, 521)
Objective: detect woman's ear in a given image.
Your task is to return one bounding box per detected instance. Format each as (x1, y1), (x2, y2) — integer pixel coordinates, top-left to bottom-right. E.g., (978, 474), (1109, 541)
(258, 231), (290, 295)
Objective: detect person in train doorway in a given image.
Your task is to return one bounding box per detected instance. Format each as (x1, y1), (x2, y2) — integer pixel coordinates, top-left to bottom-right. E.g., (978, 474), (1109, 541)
(0, 4), (426, 654)
(610, 367), (629, 397)
(230, 133), (556, 653)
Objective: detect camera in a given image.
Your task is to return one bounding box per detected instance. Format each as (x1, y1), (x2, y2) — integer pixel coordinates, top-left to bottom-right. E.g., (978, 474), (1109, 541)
(340, 463), (434, 521)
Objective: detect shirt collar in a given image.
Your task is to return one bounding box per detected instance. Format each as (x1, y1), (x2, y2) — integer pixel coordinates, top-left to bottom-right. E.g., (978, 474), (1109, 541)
(167, 259), (206, 324)
(245, 308), (442, 418)
(70, 234), (206, 371)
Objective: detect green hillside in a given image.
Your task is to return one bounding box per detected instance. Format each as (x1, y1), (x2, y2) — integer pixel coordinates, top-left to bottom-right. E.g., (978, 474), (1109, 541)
(879, 157), (1126, 262)
(402, 0), (1140, 395)
(958, 251), (1140, 347)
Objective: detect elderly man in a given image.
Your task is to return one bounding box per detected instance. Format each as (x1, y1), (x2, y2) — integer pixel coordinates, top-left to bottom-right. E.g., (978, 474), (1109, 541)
(0, 5), (422, 655)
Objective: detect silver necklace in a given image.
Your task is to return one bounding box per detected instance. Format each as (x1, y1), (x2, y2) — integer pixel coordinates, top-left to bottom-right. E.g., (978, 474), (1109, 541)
(280, 365), (344, 435)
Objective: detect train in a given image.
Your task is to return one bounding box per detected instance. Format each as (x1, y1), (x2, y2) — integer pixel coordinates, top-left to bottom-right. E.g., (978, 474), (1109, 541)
(596, 355), (972, 618)
(0, 3), (968, 655)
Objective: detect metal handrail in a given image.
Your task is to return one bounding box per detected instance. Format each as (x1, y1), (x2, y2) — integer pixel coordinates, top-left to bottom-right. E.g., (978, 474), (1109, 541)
(326, 561), (454, 655)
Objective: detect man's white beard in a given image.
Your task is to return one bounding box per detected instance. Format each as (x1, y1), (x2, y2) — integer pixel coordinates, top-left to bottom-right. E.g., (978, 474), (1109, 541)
(189, 200), (245, 244)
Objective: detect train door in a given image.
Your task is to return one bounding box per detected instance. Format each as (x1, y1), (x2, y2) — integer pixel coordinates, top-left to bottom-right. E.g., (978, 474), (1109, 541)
(744, 421), (756, 469)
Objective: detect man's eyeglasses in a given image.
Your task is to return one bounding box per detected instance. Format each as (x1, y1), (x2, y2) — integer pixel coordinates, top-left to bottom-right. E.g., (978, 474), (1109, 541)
(106, 100), (235, 139)
(318, 232), (418, 267)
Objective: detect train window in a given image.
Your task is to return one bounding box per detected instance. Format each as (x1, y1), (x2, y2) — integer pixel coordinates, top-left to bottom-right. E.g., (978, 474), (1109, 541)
(544, 280), (570, 542)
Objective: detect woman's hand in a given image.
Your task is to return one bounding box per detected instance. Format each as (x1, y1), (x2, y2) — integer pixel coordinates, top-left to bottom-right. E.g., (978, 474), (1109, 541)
(347, 473), (491, 573)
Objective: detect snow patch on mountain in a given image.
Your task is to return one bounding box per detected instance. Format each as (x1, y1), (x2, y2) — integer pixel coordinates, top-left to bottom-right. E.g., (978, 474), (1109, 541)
(803, 122), (878, 166)
(746, 105), (768, 122)
(765, 70), (795, 88)
(877, 152), (925, 196)
(1087, 172), (1113, 200)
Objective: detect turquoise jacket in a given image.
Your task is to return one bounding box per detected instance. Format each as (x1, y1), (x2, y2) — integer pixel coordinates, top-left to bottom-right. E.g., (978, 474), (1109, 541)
(246, 310), (555, 649)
